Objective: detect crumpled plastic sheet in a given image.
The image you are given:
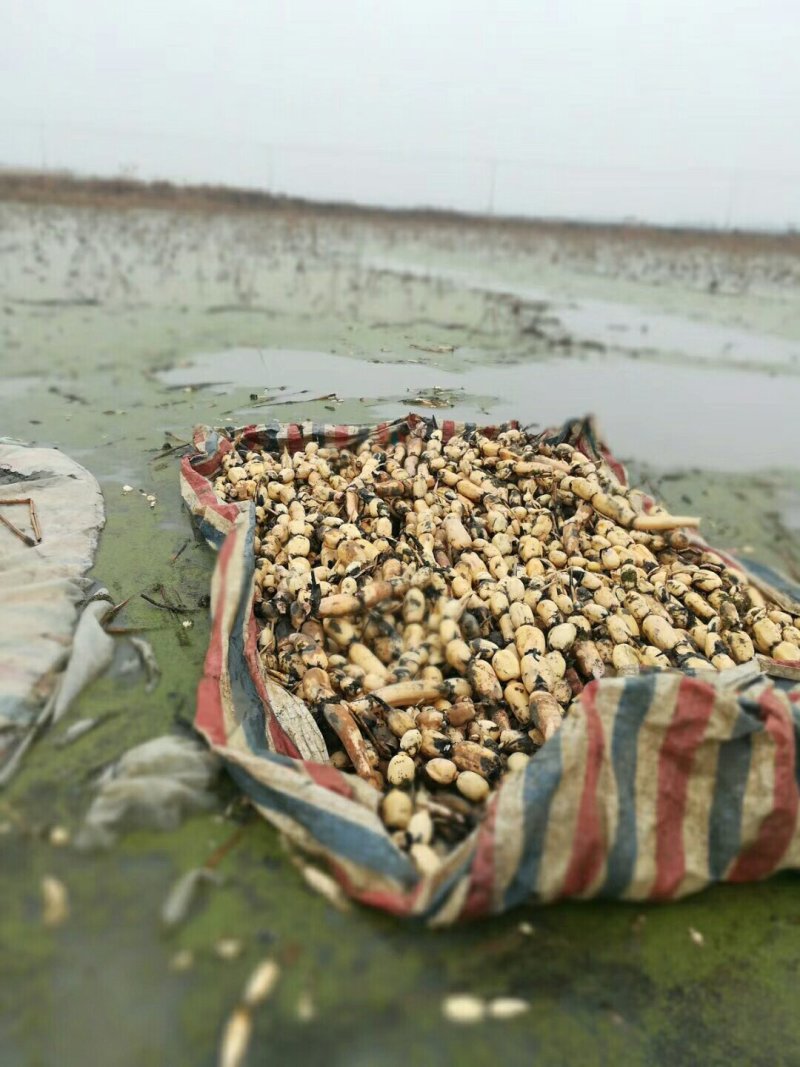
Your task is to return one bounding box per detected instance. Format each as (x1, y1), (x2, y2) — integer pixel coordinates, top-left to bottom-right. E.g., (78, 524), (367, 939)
(75, 735), (220, 849)
(0, 590), (120, 785)
(0, 440), (105, 781)
(49, 595), (117, 721)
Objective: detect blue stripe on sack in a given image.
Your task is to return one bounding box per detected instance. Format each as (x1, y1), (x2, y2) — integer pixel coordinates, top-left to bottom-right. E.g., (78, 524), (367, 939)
(774, 673), (800, 797)
(196, 516), (228, 550)
(226, 762), (418, 886)
(419, 858), (477, 921)
(707, 700), (760, 880)
(259, 422), (280, 452)
(197, 430), (217, 457)
(224, 510), (274, 759)
(770, 681), (800, 794)
(599, 673), (658, 897)
(502, 730), (564, 909)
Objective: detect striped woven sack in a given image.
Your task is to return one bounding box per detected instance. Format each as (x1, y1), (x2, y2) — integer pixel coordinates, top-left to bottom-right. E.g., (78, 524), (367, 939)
(180, 415), (800, 924)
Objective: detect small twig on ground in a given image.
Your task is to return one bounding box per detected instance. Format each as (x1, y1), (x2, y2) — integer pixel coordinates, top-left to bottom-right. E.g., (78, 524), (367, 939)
(140, 592), (203, 614)
(0, 497), (42, 546)
(203, 826), (248, 871)
(170, 539), (190, 564)
(0, 509), (36, 547)
(102, 592), (138, 624)
(148, 439), (193, 462)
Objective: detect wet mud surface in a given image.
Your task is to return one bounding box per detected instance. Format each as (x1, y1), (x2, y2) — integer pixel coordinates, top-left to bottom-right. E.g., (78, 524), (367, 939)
(1, 195), (799, 1066)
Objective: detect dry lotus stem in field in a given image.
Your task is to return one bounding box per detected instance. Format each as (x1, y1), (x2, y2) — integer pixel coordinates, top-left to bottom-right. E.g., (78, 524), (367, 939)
(212, 427), (800, 864)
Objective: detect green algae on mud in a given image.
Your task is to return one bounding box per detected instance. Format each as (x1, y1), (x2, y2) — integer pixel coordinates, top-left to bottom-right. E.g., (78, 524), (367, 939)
(2, 195), (800, 1067)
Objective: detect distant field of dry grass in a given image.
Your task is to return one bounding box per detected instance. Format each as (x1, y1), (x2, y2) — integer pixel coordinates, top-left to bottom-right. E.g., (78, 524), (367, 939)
(2, 167), (798, 261)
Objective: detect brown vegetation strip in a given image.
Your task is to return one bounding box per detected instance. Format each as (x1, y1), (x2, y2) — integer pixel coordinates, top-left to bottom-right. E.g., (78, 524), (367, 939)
(0, 168), (797, 256)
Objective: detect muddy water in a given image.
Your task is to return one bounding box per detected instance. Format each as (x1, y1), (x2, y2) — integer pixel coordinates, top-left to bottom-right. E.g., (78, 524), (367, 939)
(159, 345), (800, 470)
(557, 296), (800, 367)
(2, 199), (800, 1067)
(367, 257), (800, 368)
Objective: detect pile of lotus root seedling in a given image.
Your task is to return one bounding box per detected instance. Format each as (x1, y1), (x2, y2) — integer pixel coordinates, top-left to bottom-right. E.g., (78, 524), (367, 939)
(212, 426), (800, 869)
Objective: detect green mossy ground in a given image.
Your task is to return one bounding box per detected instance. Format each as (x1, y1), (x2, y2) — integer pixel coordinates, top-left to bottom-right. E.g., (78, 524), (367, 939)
(2, 199), (799, 1066)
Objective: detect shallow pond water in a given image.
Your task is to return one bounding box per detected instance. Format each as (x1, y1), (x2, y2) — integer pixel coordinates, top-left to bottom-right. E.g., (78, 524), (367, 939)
(367, 258), (800, 370)
(158, 344), (800, 471)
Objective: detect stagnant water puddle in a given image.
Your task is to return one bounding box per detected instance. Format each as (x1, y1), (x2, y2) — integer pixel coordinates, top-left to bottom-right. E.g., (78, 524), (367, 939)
(556, 297), (800, 368)
(366, 259), (800, 370)
(157, 347), (800, 471)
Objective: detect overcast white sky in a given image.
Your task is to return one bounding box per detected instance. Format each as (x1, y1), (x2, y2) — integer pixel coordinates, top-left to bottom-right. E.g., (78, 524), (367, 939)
(2, 1), (799, 226)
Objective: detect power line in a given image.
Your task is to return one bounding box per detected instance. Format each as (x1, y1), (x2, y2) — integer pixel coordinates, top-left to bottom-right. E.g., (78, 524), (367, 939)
(6, 116), (800, 183)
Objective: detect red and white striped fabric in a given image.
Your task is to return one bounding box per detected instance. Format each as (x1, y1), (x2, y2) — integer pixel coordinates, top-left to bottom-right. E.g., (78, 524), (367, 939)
(180, 415), (800, 923)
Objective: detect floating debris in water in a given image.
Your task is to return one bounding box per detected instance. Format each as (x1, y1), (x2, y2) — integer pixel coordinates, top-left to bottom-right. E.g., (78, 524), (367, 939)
(488, 997), (530, 1020)
(295, 991), (316, 1023)
(218, 959), (281, 1066)
(689, 926), (705, 946)
(410, 343), (456, 354)
(128, 635), (161, 693)
(405, 385), (463, 408)
(54, 717), (100, 748)
(120, 484), (158, 508)
(297, 863), (352, 913)
(219, 1006), (252, 1067)
(161, 866), (223, 930)
(169, 949), (195, 973)
(41, 875), (69, 928)
(442, 994), (486, 1024)
(48, 825), (71, 847)
(75, 735), (218, 850)
(442, 993), (529, 1023)
(242, 958), (281, 1008)
(215, 938), (244, 961)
